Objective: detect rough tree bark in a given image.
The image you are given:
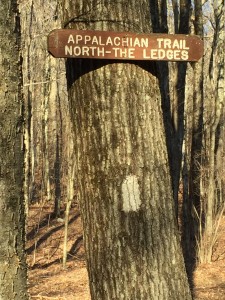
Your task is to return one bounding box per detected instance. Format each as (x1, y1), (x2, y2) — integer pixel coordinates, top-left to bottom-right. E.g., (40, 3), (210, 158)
(0, 0), (28, 299)
(62, 0), (192, 299)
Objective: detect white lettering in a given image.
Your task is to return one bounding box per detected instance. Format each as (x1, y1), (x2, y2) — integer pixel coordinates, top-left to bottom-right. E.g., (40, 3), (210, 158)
(173, 50), (180, 59)
(158, 49), (166, 59)
(67, 34), (75, 44)
(75, 35), (82, 44)
(142, 48), (188, 60)
(84, 35), (91, 44)
(172, 39), (180, 49)
(181, 50), (189, 60)
(141, 38), (148, 48)
(143, 49), (150, 59)
(82, 46), (89, 56)
(157, 38), (164, 48)
(99, 36), (104, 45)
(112, 48), (135, 58)
(112, 48), (120, 57)
(120, 48), (127, 57)
(73, 46), (81, 56)
(114, 37), (120, 46)
(64, 35), (190, 61)
(133, 38), (140, 47)
(157, 38), (189, 51)
(182, 40), (189, 50)
(128, 48), (135, 58)
(112, 48), (129, 58)
(122, 37), (129, 47)
(106, 36), (113, 46)
(151, 49), (158, 59)
(97, 47), (105, 56)
(65, 45), (72, 55)
(167, 50), (174, 59)
(164, 39), (172, 49)
(89, 46), (97, 56)
(92, 36), (99, 45)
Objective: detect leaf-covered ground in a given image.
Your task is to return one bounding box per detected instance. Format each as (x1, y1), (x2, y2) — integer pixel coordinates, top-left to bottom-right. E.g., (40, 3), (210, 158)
(27, 204), (225, 300)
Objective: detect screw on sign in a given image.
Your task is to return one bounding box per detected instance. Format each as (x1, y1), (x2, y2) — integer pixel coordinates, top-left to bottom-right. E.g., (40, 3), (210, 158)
(48, 29), (204, 62)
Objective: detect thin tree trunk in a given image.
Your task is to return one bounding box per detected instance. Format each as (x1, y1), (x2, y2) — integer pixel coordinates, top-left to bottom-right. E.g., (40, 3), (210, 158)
(181, 0), (204, 268)
(63, 129), (75, 267)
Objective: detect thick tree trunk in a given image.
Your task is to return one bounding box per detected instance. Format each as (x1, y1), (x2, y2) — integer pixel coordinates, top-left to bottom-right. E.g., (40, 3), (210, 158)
(0, 1), (28, 299)
(62, 1), (192, 299)
(69, 62), (192, 300)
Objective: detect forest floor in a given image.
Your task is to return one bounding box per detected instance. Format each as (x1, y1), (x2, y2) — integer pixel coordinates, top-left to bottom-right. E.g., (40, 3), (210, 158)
(27, 203), (225, 300)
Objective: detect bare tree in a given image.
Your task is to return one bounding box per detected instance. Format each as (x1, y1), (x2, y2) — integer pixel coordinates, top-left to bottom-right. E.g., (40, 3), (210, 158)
(196, 0), (225, 263)
(182, 0), (224, 264)
(20, 0), (70, 214)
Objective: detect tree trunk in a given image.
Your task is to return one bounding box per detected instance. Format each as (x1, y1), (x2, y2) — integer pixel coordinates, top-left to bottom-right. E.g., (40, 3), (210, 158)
(20, 0), (68, 207)
(0, 1), (28, 299)
(62, 1), (192, 299)
(150, 0), (191, 219)
(63, 128), (75, 267)
(197, 0), (225, 263)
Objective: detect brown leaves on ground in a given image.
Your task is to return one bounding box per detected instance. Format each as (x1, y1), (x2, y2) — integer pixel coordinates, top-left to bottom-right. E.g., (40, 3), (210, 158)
(28, 261), (90, 300)
(27, 203), (90, 300)
(27, 204), (225, 300)
(194, 216), (225, 300)
(194, 262), (225, 300)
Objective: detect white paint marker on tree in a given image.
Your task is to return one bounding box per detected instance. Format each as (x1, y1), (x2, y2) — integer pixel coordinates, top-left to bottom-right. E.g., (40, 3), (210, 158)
(122, 175), (141, 212)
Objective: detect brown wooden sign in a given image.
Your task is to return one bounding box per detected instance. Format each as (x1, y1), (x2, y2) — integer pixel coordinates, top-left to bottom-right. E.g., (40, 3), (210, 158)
(48, 29), (204, 62)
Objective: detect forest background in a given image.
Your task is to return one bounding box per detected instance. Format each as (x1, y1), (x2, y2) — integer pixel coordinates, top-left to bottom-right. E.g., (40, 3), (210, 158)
(22, 0), (224, 298)
(0, 0), (224, 299)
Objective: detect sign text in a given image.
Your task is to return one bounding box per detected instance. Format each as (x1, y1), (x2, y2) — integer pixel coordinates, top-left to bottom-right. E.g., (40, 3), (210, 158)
(48, 30), (204, 62)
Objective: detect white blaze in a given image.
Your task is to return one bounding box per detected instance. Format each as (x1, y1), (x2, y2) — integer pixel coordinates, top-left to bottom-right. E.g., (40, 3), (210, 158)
(122, 175), (141, 212)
